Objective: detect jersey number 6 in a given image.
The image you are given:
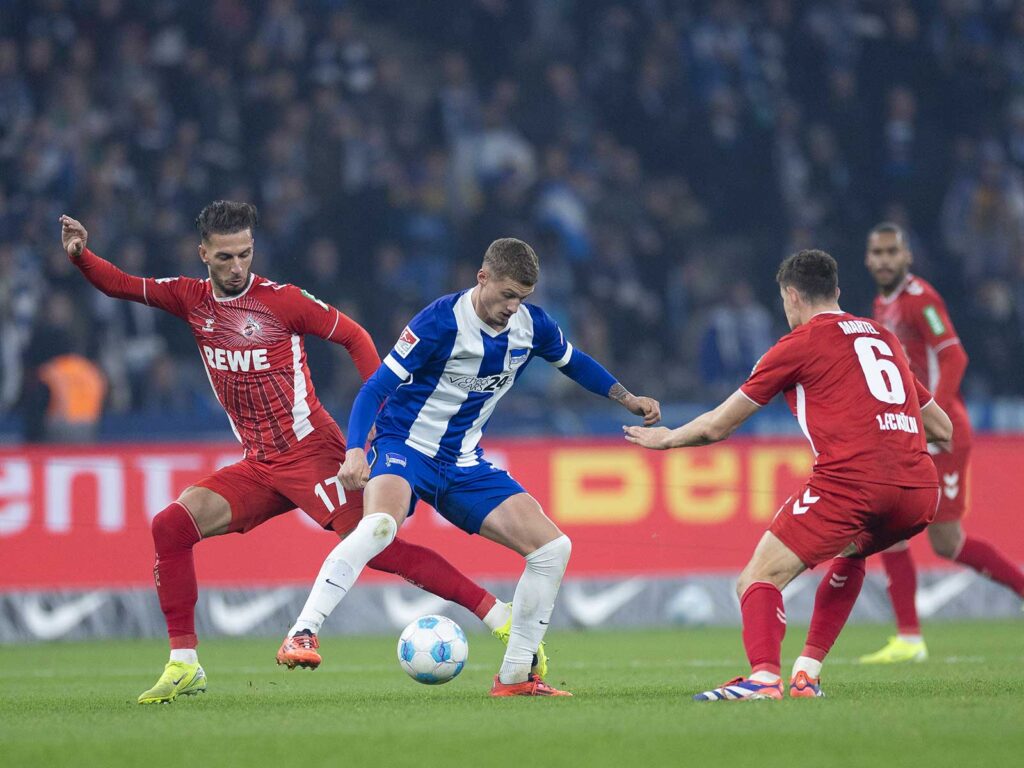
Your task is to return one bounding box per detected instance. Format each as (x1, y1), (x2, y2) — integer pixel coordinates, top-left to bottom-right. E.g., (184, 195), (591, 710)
(853, 337), (906, 405)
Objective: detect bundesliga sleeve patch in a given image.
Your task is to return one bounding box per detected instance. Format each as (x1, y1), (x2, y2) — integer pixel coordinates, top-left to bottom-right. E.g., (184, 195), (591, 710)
(923, 305), (946, 336)
(300, 289), (329, 311)
(394, 326), (420, 358)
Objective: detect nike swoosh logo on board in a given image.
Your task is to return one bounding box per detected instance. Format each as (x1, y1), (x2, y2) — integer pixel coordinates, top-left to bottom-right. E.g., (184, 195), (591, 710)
(381, 590), (448, 628)
(915, 571), (975, 618)
(207, 589), (295, 635)
(20, 593), (108, 640)
(562, 579), (646, 627)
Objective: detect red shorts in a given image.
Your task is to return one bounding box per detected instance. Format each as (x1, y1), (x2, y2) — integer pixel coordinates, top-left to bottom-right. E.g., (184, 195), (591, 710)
(194, 421), (364, 535)
(770, 475), (939, 567)
(930, 440), (970, 523)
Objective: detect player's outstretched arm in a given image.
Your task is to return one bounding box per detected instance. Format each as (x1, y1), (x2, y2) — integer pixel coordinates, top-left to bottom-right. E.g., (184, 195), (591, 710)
(338, 364), (404, 490)
(59, 214), (151, 303)
(623, 389), (759, 450)
(608, 382), (661, 426)
(320, 310), (381, 382)
(60, 214), (87, 259)
(553, 346), (661, 424)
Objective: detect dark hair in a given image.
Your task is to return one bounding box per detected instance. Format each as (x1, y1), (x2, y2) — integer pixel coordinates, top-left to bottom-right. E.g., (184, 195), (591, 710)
(482, 238), (540, 285)
(776, 249), (839, 301)
(867, 221), (906, 244)
(195, 201), (259, 241)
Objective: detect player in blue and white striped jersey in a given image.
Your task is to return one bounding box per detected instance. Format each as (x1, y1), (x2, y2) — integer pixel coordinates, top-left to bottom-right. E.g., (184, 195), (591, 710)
(281, 238), (660, 697)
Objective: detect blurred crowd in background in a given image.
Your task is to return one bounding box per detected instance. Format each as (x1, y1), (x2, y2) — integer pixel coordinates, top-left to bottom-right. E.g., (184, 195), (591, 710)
(2, 0), (1024, 440)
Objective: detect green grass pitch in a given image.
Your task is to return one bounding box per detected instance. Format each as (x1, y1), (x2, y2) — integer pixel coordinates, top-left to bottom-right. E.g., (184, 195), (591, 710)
(2, 620), (1021, 768)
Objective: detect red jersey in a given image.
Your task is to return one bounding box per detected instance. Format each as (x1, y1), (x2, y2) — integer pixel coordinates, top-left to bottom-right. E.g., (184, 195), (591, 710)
(872, 273), (969, 428)
(740, 311), (937, 489)
(74, 248), (380, 461)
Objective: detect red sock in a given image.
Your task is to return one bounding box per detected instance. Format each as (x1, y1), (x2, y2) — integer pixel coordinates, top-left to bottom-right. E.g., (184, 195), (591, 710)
(955, 537), (1024, 597)
(881, 548), (920, 635)
(740, 582), (786, 677)
(802, 557), (866, 661)
(368, 538), (496, 619)
(151, 501), (202, 649)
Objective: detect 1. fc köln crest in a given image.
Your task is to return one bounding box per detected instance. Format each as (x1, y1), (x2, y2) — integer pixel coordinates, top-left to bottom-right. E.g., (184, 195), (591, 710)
(242, 316), (262, 338)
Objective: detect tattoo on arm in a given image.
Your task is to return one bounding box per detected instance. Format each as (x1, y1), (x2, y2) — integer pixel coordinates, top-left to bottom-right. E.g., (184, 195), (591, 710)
(608, 383), (631, 403)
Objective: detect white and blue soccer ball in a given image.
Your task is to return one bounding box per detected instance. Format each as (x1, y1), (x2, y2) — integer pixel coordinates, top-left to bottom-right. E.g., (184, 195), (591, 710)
(397, 615), (469, 685)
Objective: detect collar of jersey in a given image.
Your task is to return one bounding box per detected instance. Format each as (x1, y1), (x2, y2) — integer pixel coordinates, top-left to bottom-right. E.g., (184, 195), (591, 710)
(809, 309), (847, 322)
(878, 273), (913, 305)
(462, 289), (513, 338)
(210, 273), (255, 303)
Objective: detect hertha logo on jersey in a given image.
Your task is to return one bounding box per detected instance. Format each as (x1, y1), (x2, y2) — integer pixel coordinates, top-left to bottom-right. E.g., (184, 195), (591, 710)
(508, 348), (529, 369)
(394, 326), (420, 358)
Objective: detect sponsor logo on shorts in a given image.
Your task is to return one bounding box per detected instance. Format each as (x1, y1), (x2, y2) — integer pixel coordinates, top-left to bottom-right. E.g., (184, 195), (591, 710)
(792, 489), (820, 515)
(385, 452), (407, 468)
(394, 327), (419, 358)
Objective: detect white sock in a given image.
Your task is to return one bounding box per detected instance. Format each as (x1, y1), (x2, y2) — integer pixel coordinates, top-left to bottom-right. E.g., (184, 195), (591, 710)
(482, 600), (512, 632)
(898, 633), (923, 644)
(288, 513), (397, 635)
(791, 655), (822, 680)
(498, 535), (571, 684)
(749, 669), (781, 683)
(170, 649), (198, 664)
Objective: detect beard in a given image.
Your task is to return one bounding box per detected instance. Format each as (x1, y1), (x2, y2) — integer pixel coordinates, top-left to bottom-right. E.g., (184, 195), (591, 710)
(214, 274), (248, 296)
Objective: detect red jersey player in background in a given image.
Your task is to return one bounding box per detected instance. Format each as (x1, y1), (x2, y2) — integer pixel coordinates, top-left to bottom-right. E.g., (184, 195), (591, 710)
(860, 222), (1024, 664)
(625, 249), (952, 700)
(60, 203), (520, 705)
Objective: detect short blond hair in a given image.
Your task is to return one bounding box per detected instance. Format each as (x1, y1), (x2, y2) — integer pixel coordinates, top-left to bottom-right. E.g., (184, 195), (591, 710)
(482, 238), (539, 285)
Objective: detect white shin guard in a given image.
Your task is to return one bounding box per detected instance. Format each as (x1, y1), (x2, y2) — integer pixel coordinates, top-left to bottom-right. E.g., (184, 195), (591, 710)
(499, 535), (572, 684)
(290, 513), (398, 635)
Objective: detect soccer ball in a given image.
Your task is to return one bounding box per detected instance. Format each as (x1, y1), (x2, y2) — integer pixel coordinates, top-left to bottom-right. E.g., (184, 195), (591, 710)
(397, 615), (469, 685)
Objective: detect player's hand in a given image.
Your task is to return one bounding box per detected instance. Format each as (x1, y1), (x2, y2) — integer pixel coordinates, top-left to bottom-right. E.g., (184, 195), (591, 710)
(622, 394), (661, 426)
(338, 447), (371, 490)
(622, 425), (673, 450)
(933, 439), (953, 453)
(59, 215), (88, 259)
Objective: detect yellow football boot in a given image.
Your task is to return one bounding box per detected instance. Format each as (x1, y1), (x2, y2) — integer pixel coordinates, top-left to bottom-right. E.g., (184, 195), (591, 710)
(492, 603), (549, 678)
(859, 636), (928, 664)
(137, 660), (207, 704)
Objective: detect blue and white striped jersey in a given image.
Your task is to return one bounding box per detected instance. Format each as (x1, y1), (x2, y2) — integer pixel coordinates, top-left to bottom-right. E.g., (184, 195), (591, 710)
(377, 290), (573, 465)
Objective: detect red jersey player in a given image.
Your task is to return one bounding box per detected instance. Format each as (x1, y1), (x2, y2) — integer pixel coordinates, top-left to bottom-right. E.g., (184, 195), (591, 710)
(625, 249), (952, 700)
(60, 204), (520, 705)
(861, 222), (1024, 664)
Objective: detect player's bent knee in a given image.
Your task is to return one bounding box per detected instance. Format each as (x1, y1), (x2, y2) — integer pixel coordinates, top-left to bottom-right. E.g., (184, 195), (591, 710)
(736, 569), (787, 598)
(151, 507), (173, 541)
(151, 502), (201, 551)
(928, 525), (962, 559)
(359, 512), (398, 547)
(525, 534), (571, 574)
(931, 537), (959, 560)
